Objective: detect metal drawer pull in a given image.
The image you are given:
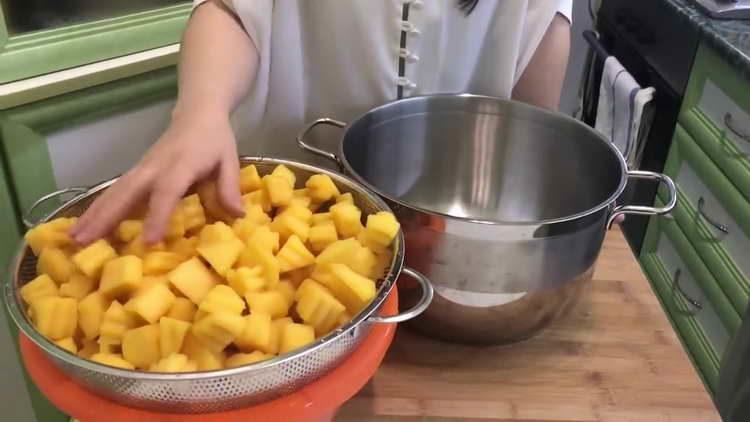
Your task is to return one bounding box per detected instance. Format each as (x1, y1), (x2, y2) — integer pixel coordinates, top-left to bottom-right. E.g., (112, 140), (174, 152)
(671, 269), (703, 316)
(697, 197), (729, 234)
(723, 112), (750, 143)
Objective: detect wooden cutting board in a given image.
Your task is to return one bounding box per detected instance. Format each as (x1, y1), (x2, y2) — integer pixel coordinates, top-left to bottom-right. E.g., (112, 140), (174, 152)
(337, 227), (721, 421)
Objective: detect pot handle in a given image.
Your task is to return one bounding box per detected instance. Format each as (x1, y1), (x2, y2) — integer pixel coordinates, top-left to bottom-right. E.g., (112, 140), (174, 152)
(23, 187), (88, 229)
(368, 267), (434, 324)
(296, 118), (346, 166)
(607, 170), (677, 228)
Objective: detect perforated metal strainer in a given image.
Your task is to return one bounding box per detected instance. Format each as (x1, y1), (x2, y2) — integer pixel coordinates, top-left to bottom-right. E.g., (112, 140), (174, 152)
(4, 157), (433, 413)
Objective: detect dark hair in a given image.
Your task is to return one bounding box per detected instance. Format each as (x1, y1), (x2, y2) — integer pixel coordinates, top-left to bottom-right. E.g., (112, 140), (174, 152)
(457, 0), (479, 15)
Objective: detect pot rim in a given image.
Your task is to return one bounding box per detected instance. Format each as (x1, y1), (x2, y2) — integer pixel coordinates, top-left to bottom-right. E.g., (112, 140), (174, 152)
(337, 93), (629, 227)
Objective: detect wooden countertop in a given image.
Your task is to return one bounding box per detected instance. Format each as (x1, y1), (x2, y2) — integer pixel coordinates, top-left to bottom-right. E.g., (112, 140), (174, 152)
(338, 227), (721, 421)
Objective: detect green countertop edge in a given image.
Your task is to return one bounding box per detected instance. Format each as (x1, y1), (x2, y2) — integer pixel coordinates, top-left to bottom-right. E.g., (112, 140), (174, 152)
(1, 67), (177, 215)
(0, 3), (189, 85)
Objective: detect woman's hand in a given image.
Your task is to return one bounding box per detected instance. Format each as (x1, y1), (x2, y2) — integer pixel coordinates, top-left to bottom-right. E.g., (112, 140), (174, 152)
(71, 110), (245, 245)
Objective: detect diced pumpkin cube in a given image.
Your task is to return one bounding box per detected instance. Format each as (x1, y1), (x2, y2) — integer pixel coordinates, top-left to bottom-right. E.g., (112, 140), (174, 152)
(330, 202), (363, 238)
(196, 180), (234, 223)
(239, 164), (263, 193)
(245, 291), (290, 319)
(159, 317), (192, 358)
(263, 175), (294, 207)
(225, 351), (270, 368)
(305, 174), (340, 202)
(279, 323), (315, 354)
(275, 280), (296, 306)
(182, 333), (225, 371)
(78, 291), (111, 340)
(281, 196), (312, 212)
(150, 353), (197, 372)
(99, 301), (139, 344)
(99, 255), (143, 299)
(309, 221), (339, 253)
(24, 218), (76, 256)
(316, 238), (374, 277)
(266, 317), (293, 355)
(237, 243), (280, 288)
(179, 194), (207, 232)
(311, 212), (332, 226)
(226, 267), (266, 297)
(130, 275), (168, 298)
(168, 257), (219, 304)
(193, 309), (209, 322)
(276, 235), (316, 273)
(280, 204), (313, 223)
(199, 221), (237, 244)
(20, 274), (59, 305)
(36, 248), (75, 285)
(270, 213), (310, 244)
(191, 312), (246, 353)
(73, 239), (117, 278)
(143, 251), (183, 275)
(242, 190), (272, 213)
(120, 235), (166, 259)
(286, 266), (313, 287)
(167, 236), (199, 260)
(295, 280), (346, 336)
(370, 250), (393, 280)
(125, 283), (176, 324)
(59, 272), (96, 300)
(30, 297), (77, 340)
(243, 225), (279, 253)
(122, 324), (161, 369)
(234, 312), (272, 352)
(116, 220), (143, 243)
(337, 312), (352, 327)
(55, 337), (78, 354)
(199, 285), (246, 315)
(359, 212), (400, 253)
(232, 205), (271, 241)
(310, 264), (337, 287)
(166, 297), (197, 322)
(165, 209), (186, 239)
(326, 264), (377, 314)
(271, 164), (296, 187)
(335, 193), (354, 204)
(90, 353), (135, 370)
(197, 235), (244, 276)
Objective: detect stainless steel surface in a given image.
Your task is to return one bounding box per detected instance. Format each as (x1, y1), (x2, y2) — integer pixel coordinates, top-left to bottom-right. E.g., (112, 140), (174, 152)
(606, 170), (677, 228)
(5, 157), (433, 413)
(298, 94), (677, 344)
(724, 112), (750, 142)
(698, 197), (730, 234)
(692, 0), (750, 19)
(22, 187), (87, 229)
(671, 269), (704, 316)
(367, 267), (433, 324)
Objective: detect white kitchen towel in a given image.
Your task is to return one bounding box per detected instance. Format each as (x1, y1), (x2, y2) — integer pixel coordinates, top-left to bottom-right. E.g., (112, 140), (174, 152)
(595, 56), (655, 165)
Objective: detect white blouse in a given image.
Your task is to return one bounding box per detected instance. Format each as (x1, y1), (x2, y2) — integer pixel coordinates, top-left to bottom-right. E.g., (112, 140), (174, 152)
(194, 0), (572, 161)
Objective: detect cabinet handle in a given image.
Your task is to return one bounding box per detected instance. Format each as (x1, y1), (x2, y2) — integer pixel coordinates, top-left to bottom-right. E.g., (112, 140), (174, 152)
(697, 197), (729, 234)
(671, 269), (703, 316)
(723, 112), (750, 143)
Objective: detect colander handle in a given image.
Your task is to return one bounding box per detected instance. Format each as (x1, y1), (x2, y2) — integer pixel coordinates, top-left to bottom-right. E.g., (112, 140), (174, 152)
(23, 187), (88, 229)
(296, 118), (346, 168)
(368, 267), (434, 324)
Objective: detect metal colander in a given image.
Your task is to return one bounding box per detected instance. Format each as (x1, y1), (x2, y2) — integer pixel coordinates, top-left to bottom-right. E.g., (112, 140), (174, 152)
(4, 157), (433, 413)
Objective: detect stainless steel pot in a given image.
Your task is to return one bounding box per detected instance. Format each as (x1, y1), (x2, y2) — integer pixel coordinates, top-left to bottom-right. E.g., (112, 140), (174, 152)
(297, 94), (677, 344)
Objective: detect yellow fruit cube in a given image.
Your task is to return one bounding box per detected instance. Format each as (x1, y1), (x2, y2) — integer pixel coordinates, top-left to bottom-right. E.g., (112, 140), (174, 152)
(120, 235), (166, 259)
(130, 275), (168, 298)
(335, 193), (354, 204)
(270, 213), (310, 244)
(59, 272), (96, 300)
(234, 312), (272, 352)
(305, 174), (340, 202)
(295, 279), (346, 335)
(90, 353), (135, 370)
(240, 164), (263, 193)
(275, 280), (296, 306)
(358, 212), (400, 253)
(263, 175), (294, 207)
(122, 324), (161, 369)
(276, 235), (316, 273)
(198, 221), (237, 244)
(36, 248), (75, 285)
(78, 338), (98, 359)
(244, 225), (279, 253)
(143, 251), (183, 275)
(24, 218), (76, 256)
(182, 333), (225, 371)
(166, 297), (197, 322)
(199, 285), (246, 315)
(245, 291), (290, 319)
(237, 243), (280, 288)
(310, 264), (337, 287)
(179, 194), (207, 233)
(264, 317), (293, 355)
(168, 257), (219, 304)
(280, 323), (316, 354)
(72, 239), (117, 278)
(125, 283), (176, 324)
(281, 196), (312, 212)
(99, 255), (143, 299)
(78, 291), (111, 340)
(98, 338), (120, 354)
(197, 236), (244, 276)
(315, 238), (375, 277)
(165, 209), (186, 239)
(337, 312), (352, 327)
(232, 205), (271, 241)
(226, 266), (266, 297)
(326, 264), (377, 314)
(55, 337), (77, 354)
(191, 312), (246, 353)
(280, 204), (313, 223)
(330, 202), (363, 238)
(225, 351), (270, 368)
(308, 221), (339, 253)
(167, 236), (199, 260)
(30, 297), (77, 340)
(370, 250), (393, 280)
(99, 301), (139, 344)
(242, 190), (272, 213)
(311, 212), (332, 226)
(196, 180), (234, 223)
(116, 220), (143, 243)
(193, 309), (209, 322)
(150, 353), (197, 372)
(286, 266), (313, 287)
(159, 317), (192, 358)
(20, 274), (59, 305)
(271, 164), (296, 187)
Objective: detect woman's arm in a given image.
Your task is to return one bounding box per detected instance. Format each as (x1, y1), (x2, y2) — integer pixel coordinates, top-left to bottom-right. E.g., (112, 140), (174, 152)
(73, 0), (258, 244)
(511, 13), (571, 111)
